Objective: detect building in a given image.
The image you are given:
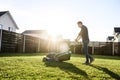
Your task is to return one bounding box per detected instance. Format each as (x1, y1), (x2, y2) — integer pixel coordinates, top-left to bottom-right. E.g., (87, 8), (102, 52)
(106, 36), (114, 42)
(22, 30), (48, 40)
(113, 27), (120, 55)
(0, 11), (19, 32)
(113, 27), (120, 42)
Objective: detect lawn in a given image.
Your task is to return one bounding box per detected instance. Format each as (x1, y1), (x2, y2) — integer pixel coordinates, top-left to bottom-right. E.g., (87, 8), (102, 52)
(0, 53), (120, 80)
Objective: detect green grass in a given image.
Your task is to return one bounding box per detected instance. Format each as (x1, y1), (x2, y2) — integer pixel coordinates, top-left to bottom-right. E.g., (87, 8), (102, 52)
(0, 53), (120, 80)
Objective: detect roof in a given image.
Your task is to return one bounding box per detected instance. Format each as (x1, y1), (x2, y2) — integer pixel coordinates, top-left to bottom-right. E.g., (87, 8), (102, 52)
(0, 11), (19, 29)
(0, 11), (6, 16)
(22, 30), (48, 34)
(107, 36), (114, 40)
(22, 30), (48, 39)
(114, 27), (120, 33)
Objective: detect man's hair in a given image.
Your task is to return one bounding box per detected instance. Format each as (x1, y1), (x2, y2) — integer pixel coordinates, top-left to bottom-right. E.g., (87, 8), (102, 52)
(77, 21), (83, 24)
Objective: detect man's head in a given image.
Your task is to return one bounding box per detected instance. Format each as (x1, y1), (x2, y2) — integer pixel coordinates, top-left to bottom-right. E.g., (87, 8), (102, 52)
(77, 21), (83, 28)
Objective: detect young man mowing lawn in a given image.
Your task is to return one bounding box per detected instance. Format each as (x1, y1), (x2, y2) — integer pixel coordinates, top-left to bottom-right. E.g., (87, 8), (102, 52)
(75, 21), (94, 65)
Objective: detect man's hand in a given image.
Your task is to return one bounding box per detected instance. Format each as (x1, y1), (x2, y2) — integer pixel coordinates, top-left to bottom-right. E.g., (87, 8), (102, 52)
(75, 32), (81, 42)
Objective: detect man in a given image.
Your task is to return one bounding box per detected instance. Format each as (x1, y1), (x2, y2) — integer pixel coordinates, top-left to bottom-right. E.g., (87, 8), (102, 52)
(75, 21), (94, 65)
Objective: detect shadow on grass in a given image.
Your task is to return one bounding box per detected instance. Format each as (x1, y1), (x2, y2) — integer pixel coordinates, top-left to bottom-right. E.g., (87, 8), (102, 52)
(89, 64), (120, 79)
(44, 62), (89, 79)
(0, 53), (45, 57)
(72, 54), (120, 60)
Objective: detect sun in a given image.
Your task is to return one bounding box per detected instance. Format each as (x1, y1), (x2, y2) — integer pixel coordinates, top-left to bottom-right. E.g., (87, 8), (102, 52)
(47, 28), (63, 42)
(48, 29), (60, 37)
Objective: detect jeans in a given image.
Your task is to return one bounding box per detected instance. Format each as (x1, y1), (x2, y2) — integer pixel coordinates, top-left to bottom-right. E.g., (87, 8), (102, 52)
(82, 40), (93, 63)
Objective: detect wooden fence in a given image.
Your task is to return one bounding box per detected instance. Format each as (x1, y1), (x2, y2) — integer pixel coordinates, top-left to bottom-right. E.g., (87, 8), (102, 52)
(0, 29), (120, 55)
(70, 42), (120, 56)
(0, 30), (48, 53)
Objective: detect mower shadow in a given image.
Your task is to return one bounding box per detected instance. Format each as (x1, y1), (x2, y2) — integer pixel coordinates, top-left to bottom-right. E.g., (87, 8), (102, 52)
(44, 61), (89, 79)
(89, 64), (120, 79)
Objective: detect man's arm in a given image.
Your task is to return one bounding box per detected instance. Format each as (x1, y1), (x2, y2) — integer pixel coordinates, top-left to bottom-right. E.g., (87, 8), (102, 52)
(75, 31), (81, 42)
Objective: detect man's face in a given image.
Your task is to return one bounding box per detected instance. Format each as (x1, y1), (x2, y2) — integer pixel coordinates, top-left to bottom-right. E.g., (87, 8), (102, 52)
(78, 23), (82, 28)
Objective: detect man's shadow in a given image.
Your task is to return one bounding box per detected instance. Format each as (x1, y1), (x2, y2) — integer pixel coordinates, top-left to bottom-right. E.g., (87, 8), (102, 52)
(89, 64), (120, 79)
(44, 61), (89, 79)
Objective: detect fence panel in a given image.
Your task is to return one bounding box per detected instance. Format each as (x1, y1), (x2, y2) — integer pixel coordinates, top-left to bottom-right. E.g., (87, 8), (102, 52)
(114, 42), (120, 56)
(24, 35), (39, 53)
(1, 30), (18, 52)
(16, 34), (24, 53)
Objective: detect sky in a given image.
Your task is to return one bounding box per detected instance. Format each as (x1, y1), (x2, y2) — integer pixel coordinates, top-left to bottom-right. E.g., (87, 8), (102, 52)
(0, 0), (120, 41)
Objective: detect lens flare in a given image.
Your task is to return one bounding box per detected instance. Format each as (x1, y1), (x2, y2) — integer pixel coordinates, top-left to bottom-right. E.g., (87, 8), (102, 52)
(59, 42), (69, 53)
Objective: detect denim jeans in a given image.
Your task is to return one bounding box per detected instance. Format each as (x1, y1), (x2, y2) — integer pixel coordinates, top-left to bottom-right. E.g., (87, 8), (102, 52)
(82, 40), (93, 63)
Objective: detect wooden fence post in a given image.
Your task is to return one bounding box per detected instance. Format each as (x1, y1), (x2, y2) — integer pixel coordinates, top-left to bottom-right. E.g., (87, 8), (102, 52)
(74, 45), (76, 54)
(0, 29), (2, 52)
(37, 39), (40, 52)
(0, 24), (3, 52)
(23, 35), (26, 53)
(92, 42), (94, 54)
(112, 42), (114, 56)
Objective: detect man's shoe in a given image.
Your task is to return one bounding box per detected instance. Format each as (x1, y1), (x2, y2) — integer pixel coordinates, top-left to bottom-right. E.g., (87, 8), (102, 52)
(90, 58), (94, 64)
(82, 62), (90, 65)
